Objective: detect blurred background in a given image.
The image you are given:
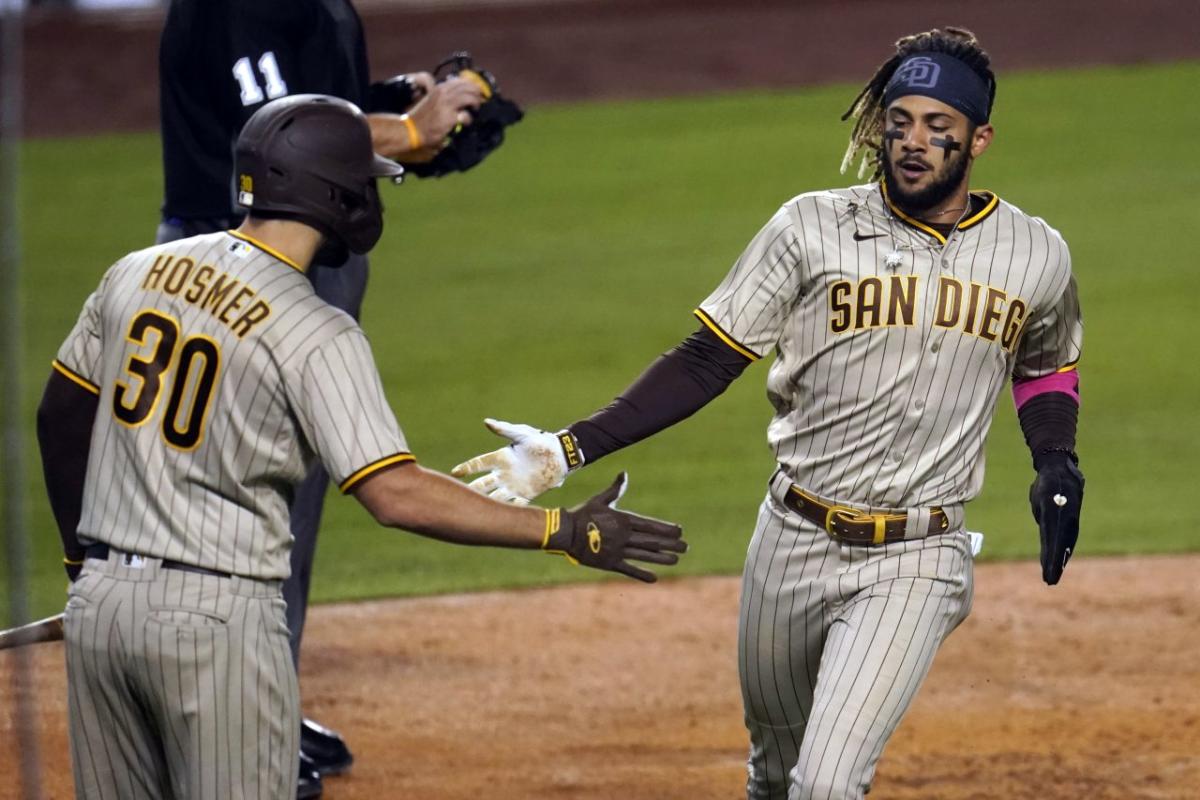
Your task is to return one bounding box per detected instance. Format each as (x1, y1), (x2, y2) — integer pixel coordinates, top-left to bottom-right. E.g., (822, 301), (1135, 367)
(3, 0), (1199, 621)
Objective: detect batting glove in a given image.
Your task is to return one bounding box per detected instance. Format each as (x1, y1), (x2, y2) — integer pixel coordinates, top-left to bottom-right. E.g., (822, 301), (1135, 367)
(546, 472), (687, 583)
(1029, 450), (1084, 586)
(451, 418), (583, 504)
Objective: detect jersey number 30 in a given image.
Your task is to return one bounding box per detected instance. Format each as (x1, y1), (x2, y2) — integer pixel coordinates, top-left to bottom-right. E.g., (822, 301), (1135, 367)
(112, 310), (221, 451)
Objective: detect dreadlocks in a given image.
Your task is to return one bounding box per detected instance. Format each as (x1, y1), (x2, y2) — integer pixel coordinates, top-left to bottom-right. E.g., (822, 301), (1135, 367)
(840, 27), (996, 179)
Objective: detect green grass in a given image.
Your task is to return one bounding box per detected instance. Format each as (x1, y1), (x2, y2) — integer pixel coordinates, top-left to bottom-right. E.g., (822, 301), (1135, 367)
(6, 61), (1199, 621)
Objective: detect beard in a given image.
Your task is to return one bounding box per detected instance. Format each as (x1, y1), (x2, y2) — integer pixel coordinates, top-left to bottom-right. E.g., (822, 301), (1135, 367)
(882, 144), (972, 215)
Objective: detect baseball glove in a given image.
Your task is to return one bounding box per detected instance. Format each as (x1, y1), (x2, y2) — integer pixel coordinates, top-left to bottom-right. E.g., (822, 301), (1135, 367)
(400, 52), (524, 178)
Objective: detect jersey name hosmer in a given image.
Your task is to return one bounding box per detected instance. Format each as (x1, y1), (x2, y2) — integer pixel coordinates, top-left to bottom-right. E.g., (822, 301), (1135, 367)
(141, 253), (272, 338)
(828, 273), (1028, 352)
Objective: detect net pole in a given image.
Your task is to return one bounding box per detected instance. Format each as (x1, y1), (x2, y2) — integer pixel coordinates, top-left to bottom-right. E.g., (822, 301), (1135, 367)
(1, 2), (45, 798)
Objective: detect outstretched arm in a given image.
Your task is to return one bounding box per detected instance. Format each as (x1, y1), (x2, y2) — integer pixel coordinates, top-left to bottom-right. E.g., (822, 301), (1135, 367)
(452, 325), (752, 502)
(569, 324), (753, 463)
(352, 464), (686, 583)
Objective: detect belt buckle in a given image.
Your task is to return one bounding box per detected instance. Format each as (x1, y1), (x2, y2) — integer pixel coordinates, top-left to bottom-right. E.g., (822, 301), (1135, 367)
(825, 505), (888, 545)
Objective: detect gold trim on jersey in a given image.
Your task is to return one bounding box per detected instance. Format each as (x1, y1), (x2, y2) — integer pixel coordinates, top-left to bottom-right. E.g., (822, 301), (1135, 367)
(52, 359), (100, 395)
(957, 191), (999, 229)
(879, 181), (999, 245)
(1057, 362), (1079, 373)
(340, 453), (417, 493)
(693, 308), (761, 362)
(227, 230), (304, 272)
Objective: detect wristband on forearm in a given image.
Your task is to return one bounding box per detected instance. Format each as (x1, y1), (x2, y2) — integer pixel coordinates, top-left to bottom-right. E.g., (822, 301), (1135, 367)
(556, 430), (584, 471)
(1016, 387), (1079, 470)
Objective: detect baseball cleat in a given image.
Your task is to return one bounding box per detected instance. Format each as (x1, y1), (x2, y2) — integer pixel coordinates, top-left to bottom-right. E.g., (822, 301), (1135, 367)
(297, 751), (323, 799)
(301, 718), (354, 776)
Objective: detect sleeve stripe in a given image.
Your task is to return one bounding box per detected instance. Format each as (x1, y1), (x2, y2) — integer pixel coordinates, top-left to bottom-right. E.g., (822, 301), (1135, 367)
(339, 453), (416, 493)
(52, 360), (100, 395)
(693, 308), (761, 362)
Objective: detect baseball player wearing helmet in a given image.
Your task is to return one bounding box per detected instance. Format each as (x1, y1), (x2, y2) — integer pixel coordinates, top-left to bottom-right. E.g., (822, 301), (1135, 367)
(155, 4), (488, 791)
(156, 3), (492, 791)
(453, 27), (1083, 799)
(37, 94), (685, 800)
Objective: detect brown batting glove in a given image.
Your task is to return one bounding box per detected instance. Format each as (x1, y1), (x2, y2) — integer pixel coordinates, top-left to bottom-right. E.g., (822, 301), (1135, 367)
(544, 473), (687, 583)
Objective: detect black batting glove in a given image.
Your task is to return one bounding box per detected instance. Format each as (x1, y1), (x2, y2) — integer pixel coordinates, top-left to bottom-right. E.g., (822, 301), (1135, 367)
(1029, 450), (1084, 585)
(544, 473), (687, 583)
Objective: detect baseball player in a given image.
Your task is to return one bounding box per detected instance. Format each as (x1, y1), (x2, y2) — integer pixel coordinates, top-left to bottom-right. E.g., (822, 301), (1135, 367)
(36, 94), (685, 800)
(453, 27), (1084, 800)
(156, 3), (490, 790)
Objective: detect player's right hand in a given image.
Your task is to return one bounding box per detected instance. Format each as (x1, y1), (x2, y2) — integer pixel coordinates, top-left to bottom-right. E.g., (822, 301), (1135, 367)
(547, 473), (687, 583)
(451, 419), (577, 503)
(404, 75), (485, 157)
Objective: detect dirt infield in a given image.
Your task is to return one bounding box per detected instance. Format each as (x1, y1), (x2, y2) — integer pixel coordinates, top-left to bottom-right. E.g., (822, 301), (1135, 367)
(4, 554), (1198, 799)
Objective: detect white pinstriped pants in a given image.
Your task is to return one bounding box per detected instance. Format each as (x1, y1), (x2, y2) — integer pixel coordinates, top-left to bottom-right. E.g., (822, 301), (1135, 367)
(739, 480), (974, 800)
(64, 551), (299, 799)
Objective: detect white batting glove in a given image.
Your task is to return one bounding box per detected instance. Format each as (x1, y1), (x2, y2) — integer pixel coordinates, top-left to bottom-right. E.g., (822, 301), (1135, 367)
(450, 418), (584, 504)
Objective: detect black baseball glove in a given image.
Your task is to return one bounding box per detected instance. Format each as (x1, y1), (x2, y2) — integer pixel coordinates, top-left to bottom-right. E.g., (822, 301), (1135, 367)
(1029, 450), (1084, 585)
(399, 52), (524, 178)
(545, 473), (687, 583)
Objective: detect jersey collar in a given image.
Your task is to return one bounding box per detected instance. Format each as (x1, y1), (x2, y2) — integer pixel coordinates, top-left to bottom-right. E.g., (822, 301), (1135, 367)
(227, 230), (304, 272)
(879, 181), (999, 245)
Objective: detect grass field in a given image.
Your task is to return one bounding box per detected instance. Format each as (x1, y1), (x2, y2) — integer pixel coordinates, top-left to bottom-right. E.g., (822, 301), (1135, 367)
(7, 62), (1199, 621)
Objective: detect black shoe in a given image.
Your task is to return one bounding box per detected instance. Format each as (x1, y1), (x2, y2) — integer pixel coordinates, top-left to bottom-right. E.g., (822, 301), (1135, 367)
(301, 718), (354, 777)
(297, 751), (323, 800)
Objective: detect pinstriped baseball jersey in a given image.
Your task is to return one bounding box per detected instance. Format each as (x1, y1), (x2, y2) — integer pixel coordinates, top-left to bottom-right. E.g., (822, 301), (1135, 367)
(53, 230), (411, 579)
(697, 181), (1081, 510)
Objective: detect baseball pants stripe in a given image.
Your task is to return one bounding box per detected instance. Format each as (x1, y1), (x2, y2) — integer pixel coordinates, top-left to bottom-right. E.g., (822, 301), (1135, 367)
(738, 488), (973, 800)
(65, 552), (300, 800)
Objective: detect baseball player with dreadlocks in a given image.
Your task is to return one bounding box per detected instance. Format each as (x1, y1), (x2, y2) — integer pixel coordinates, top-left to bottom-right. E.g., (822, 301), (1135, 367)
(453, 27), (1084, 799)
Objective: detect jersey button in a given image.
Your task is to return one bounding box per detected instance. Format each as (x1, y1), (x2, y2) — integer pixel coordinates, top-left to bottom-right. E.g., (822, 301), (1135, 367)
(930, 341), (941, 353)
(914, 398), (925, 410)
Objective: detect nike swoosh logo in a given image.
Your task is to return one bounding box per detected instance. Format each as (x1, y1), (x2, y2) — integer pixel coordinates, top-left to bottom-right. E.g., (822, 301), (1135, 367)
(853, 232), (886, 241)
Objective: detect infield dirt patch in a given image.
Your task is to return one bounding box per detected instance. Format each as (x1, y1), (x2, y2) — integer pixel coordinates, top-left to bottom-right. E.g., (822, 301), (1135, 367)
(4, 554), (1198, 799)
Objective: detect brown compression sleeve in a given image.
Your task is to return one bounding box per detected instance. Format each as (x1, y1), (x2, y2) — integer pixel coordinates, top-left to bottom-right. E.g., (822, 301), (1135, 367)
(1017, 391), (1079, 470)
(37, 370), (99, 563)
(567, 326), (753, 464)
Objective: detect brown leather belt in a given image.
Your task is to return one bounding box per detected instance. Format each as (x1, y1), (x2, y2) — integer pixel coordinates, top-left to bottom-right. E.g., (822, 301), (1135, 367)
(781, 485), (948, 546)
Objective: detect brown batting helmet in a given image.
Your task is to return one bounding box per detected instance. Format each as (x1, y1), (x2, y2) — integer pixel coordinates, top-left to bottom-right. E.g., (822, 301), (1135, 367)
(234, 94), (404, 254)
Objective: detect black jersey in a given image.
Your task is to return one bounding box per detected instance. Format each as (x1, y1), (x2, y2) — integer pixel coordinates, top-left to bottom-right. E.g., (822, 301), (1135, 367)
(159, 0), (371, 220)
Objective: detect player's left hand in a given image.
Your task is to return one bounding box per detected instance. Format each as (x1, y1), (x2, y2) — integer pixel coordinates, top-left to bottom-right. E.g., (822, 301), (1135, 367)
(1028, 451), (1084, 585)
(451, 419), (580, 503)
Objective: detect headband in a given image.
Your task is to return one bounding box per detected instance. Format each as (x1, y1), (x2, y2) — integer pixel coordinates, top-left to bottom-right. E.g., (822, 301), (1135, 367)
(882, 52), (991, 125)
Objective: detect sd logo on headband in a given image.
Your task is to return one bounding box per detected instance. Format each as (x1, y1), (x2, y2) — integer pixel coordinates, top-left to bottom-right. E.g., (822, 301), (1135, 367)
(894, 56), (940, 89)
